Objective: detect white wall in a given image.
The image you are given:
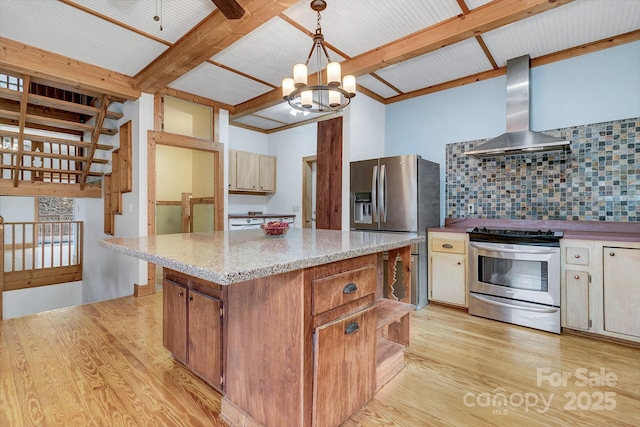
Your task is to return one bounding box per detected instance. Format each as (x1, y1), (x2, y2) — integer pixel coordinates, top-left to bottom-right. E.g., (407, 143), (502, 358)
(385, 41), (640, 223)
(77, 93), (153, 304)
(0, 197), (35, 221)
(265, 123), (317, 228)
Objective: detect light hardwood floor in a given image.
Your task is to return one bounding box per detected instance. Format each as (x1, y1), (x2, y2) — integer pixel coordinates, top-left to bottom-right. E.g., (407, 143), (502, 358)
(1, 293), (638, 426)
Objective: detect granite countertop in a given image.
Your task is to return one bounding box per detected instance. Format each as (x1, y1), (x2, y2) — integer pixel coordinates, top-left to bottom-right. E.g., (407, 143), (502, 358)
(100, 229), (423, 285)
(228, 213), (296, 219)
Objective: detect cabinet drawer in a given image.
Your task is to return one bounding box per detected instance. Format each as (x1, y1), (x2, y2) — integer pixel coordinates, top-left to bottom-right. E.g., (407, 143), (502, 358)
(312, 265), (377, 315)
(431, 237), (466, 254)
(566, 247), (589, 265)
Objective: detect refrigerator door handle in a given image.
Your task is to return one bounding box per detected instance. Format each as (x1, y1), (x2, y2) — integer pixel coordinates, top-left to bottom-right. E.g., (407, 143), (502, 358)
(371, 165), (378, 223)
(380, 164), (387, 222)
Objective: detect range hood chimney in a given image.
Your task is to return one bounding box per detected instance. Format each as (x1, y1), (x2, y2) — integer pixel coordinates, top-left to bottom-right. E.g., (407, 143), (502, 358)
(466, 55), (570, 158)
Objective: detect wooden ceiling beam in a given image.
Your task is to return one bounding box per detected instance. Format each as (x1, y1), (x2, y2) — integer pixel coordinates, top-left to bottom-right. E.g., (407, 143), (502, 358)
(134, 0), (297, 93)
(0, 179), (102, 198)
(232, 0), (573, 117)
(0, 37), (139, 101)
(0, 87), (123, 120)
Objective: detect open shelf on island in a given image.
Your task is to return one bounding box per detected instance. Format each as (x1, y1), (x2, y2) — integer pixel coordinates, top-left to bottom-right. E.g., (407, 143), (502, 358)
(375, 298), (414, 390)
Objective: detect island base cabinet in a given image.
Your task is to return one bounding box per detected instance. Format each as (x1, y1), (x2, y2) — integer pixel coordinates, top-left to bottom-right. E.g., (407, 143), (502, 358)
(162, 270), (224, 392)
(163, 279), (188, 363)
(312, 306), (376, 427)
(603, 247), (640, 338)
(188, 291), (223, 390)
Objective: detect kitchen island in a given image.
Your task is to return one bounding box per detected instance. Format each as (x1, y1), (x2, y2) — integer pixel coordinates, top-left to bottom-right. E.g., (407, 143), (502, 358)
(100, 228), (423, 427)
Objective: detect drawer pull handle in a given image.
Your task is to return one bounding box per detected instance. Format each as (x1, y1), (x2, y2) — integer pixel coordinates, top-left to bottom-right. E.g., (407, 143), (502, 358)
(457, 261), (462, 265)
(609, 252), (615, 256)
(188, 295), (193, 302)
(442, 243), (453, 249)
(343, 283), (358, 294)
(345, 322), (360, 335)
(178, 291), (184, 297)
(574, 254), (581, 258)
(574, 275), (580, 280)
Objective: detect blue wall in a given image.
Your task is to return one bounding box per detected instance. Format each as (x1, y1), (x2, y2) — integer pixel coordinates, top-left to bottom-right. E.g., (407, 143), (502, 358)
(385, 41), (640, 222)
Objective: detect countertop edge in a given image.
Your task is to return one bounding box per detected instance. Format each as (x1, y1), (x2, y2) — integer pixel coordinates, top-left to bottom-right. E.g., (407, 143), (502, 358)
(100, 234), (424, 285)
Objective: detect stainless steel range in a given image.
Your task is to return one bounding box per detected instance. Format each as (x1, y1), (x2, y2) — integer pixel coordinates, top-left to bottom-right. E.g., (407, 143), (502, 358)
(467, 227), (563, 334)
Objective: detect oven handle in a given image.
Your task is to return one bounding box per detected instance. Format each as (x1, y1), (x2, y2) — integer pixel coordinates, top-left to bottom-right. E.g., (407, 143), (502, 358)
(471, 293), (559, 313)
(469, 242), (558, 255)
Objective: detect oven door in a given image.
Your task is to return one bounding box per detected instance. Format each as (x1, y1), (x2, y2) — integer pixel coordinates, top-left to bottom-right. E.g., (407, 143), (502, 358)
(469, 241), (560, 307)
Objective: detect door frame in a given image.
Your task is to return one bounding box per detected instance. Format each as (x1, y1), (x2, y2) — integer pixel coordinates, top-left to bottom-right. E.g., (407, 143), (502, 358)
(302, 155), (316, 229)
(135, 95), (224, 297)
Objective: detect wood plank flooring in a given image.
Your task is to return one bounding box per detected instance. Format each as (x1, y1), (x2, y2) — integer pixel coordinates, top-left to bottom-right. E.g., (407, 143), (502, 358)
(1, 293), (639, 426)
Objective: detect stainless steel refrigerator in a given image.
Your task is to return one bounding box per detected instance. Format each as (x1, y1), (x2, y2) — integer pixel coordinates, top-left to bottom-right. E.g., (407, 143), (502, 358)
(350, 154), (440, 309)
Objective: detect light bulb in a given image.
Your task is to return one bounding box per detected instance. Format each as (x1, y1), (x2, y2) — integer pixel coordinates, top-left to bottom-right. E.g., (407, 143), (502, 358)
(294, 64), (308, 88)
(282, 78), (295, 98)
(343, 75), (356, 97)
(327, 62), (341, 87)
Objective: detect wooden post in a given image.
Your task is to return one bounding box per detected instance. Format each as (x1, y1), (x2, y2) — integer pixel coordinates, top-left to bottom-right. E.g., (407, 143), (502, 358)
(0, 216), (4, 319)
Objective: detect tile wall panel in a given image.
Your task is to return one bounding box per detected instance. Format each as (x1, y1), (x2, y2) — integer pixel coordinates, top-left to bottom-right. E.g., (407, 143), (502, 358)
(446, 117), (639, 221)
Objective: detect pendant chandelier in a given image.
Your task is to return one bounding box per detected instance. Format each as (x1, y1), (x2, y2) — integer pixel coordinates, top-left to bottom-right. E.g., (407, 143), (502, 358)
(282, 0), (356, 113)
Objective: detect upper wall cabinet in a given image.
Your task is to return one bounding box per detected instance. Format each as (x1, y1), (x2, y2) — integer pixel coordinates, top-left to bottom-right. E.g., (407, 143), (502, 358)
(229, 149), (276, 194)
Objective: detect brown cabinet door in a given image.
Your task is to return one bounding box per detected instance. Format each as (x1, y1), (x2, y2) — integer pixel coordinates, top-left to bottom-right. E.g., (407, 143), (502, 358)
(163, 279), (188, 363)
(188, 289), (223, 389)
(312, 306), (376, 427)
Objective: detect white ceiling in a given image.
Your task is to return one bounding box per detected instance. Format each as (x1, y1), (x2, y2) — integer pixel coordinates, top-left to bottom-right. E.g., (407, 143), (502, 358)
(1, 0), (639, 132)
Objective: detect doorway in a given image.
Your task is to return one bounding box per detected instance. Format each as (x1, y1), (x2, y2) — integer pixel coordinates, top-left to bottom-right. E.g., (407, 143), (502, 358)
(302, 155), (316, 229)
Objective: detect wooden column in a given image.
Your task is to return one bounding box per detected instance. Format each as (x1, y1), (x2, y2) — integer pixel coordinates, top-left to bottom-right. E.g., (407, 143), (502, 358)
(316, 117), (343, 230)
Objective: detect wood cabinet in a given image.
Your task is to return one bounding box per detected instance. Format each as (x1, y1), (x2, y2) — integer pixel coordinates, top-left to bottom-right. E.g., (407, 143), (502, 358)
(228, 149), (276, 194)
(162, 269), (224, 391)
(308, 255), (377, 427)
(428, 232), (468, 307)
(313, 306), (376, 427)
(561, 239), (594, 331)
(162, 248), (415, 427)
(561, 239), (640, 343)
(603, 246), (640, 338)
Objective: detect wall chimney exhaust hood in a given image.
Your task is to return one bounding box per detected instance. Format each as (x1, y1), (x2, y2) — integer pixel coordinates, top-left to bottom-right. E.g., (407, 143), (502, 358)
(466, 55), (570, 158)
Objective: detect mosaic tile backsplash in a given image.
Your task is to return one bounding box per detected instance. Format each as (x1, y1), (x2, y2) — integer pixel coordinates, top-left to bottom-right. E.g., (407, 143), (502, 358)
(446, 117), (639, 221)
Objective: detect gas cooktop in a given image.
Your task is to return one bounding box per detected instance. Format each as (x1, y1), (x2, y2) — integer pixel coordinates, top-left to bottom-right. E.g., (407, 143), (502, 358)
(466, 227), (564, 246)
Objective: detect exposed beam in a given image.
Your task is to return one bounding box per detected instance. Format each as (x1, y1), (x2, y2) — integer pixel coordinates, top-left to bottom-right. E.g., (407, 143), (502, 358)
(0, 179), (102, 198)
(134, 0), (297, 93)
(148, 131), (224, 152)
(385, 29), (640, 105)
(0, 108), (117, 135)
(0, 129), (112, 151)
(0, 37), (139, 101)
(232, 0), (574, 117)
(80, 95), (110, 189)
(0, 86), (123, 120)
(159, 87), (235, 114)
(13, 75), (30, 187)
